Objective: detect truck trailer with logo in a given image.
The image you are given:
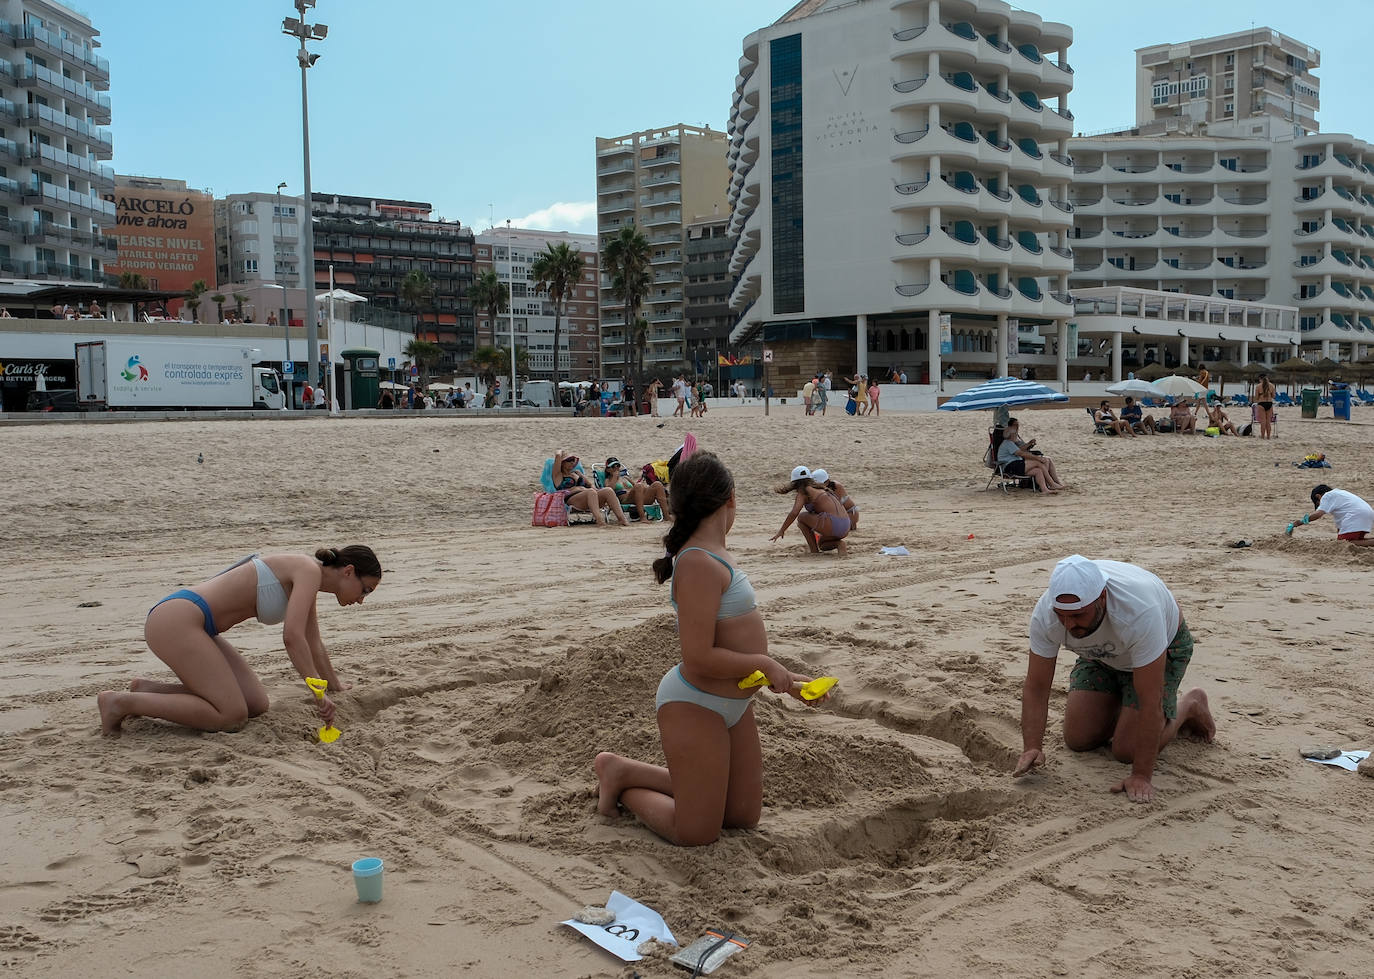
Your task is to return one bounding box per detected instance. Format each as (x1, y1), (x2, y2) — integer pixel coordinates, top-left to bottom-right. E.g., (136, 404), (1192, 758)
(75, 340), (286, 410)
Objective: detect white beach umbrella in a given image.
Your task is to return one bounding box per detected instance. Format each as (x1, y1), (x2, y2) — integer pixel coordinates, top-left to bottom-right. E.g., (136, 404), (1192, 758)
(1104, 378), (1159, 397)
(1150, 375), (1207, 398)
(315, 288), (367, 303)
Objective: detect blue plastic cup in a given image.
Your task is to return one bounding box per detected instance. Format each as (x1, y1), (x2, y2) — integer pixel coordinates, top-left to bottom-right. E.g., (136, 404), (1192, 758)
(352, 857), (384, 903)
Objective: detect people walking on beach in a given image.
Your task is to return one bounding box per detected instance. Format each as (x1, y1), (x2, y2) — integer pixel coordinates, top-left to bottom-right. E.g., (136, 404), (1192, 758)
(97, 546), (382, 737)
(1286, 485), (1374, 544)
(843, 374), (869, 415)
(771, 465), (851, 555)
(1013, 555), (1215, 803)
(302, 381), (315, 410)
(647, 377), (662, 417)
(672, 375), (686, 417)
(1254, 374), (1276, 440)
(594, 451), (827, 845)
(866, 378), (880, 416)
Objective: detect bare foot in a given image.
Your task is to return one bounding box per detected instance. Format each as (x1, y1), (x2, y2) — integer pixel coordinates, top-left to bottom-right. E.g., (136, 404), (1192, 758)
(836, 540), (849, 557)
(129, 677), (150, 692)
(594, 752), (628, 816)
(1177, 688), (1216, 742)
(98, 690), (128, 738)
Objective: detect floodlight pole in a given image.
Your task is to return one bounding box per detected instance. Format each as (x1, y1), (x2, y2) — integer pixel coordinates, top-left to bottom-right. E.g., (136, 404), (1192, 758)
(283, 1), (325, 387)
(507, 219), (516, 406)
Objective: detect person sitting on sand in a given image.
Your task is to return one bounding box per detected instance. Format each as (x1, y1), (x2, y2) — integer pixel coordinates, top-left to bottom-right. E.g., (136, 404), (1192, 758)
(809, 468), (858, 529)
(605, 456), (669, 522)
(771, 465), (851, 554)
(553, 450), (627, 527)
(1120, 397), (1156, 435)
(1169, 398), (1198, 434)
(97, 546), (382, 736)
(1287, 485), (1374, 545)
(1094, 400), (1134, 438)
(594, 451), (827, 845)
(1202, 400), (1238, 436)
(1013, 555), (1215, 803)
(994, 418), (1062, 494)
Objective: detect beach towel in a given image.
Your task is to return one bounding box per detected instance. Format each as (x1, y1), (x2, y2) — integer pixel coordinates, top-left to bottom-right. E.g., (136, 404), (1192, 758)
(540, 458), (585, 492)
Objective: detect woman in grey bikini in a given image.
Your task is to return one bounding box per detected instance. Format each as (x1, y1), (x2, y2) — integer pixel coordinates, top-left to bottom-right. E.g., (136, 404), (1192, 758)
(98, 546), (382, 736)
(771, 465), (851, 554)
(594, 452), (824, 845)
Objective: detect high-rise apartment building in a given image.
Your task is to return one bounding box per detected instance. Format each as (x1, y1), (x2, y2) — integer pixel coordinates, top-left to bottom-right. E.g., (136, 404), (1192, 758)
(684, 215), (737, 372)
(1135, 28), (1319, 139)
(215, 191), (307, 289)
(473, 227), (600, 380)
(0, 0), (114, 285)
(595, 123), (729, 377)
(1067, 133), (1374, 361)
(726, 0), (1076, 387)
(312, 194), (476, 369)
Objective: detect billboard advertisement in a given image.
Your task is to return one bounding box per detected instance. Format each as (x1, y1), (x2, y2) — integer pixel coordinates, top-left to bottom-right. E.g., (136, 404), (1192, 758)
(102, 185), (216, 314)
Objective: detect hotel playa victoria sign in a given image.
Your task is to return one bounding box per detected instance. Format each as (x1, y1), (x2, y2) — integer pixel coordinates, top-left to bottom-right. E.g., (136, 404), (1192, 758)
(815, 63), (878, 153)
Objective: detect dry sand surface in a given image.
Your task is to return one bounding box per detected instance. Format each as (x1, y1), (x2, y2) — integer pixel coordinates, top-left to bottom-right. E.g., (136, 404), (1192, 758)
(2, 405), (1373, 978)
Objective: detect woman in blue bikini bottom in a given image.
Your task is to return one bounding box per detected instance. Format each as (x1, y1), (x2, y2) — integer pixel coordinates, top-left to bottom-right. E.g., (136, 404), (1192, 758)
(97, 545), (381, 737)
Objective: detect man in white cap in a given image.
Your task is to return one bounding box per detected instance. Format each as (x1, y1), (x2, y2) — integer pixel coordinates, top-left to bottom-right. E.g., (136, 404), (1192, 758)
(1014, 555), (1215, 802)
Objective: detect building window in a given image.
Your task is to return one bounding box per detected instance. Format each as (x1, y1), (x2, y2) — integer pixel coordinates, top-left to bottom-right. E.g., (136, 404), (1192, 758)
(243, 259), (258, 273)
(770, 33), (804, 314)
(1224, 101), (1234, 115)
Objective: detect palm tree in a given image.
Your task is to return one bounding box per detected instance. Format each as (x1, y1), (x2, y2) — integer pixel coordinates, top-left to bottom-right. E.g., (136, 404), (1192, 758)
(530, 242), (584, 383)
(403, 338), (442, 388)
(210, 293), (227, 322)
(400, 269), (433, 338)
(233, 292), (249, 319)
(118, 272), (148, 289)
(469, 269), (509, 346)
(470, 344), (530, 406)
(185, 279), (208, 322)
(602, 226), (651, 386)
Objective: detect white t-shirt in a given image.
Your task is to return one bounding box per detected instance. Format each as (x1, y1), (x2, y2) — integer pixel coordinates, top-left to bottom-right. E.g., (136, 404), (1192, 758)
(313, 387), (327, 407)
(822, 375), (832, 391)
(1029, 560), (1179, 672)
(1319, 489), (1373, 535)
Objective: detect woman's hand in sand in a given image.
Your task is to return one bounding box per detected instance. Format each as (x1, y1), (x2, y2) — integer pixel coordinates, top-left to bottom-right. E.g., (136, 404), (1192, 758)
(1012, 749), (1045, 777)
(317, 694), (336, 725)
(770, 530), (785, 542)
(1110, 774), (1154, 803)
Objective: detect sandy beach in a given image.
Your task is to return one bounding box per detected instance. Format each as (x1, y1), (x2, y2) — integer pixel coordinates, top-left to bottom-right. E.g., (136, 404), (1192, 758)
(2, 404), (1372, 978)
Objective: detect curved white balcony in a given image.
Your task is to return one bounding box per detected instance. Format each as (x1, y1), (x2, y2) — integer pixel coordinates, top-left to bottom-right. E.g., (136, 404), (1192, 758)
(1296, 155), (1360, 182)
(891, 176), (984, 216)
(1293, 190), (1328, 213)
(1104, 227), (1162, 248)
(1293, 254), (1354, 278)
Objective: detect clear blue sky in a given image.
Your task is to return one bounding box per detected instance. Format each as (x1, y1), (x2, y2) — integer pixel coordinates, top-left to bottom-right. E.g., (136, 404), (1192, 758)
(80, 0), (1367, 235)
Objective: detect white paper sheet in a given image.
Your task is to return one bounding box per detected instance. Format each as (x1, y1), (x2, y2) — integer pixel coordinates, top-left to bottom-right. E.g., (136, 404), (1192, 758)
(1305, 750), (1370, 772)
(561, 890), (677, 962)
(877, 546), (910, 556)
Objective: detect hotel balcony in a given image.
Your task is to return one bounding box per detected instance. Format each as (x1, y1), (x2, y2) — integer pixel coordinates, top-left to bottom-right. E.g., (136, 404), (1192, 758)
(20, 104), (113, 156)
(13, 23), (110, 83)
(14, 63), (112, 124)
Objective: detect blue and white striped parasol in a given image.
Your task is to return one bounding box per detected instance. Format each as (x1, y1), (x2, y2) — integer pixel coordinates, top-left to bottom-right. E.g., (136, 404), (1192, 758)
(937, 376), (1069, 411)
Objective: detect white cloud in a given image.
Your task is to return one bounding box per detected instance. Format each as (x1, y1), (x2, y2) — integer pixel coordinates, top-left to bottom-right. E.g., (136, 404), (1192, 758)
(508, 201), (598, 234)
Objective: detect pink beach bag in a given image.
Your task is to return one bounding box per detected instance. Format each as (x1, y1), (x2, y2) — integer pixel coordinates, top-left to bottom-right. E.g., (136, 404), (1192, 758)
(532, 491), (569, 528)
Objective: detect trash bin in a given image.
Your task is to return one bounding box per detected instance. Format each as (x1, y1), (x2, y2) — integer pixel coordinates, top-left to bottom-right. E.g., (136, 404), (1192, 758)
(1300, 387), (1320, 419)
(340, 347), (380, 411)
(1331, 383), (1351, 421)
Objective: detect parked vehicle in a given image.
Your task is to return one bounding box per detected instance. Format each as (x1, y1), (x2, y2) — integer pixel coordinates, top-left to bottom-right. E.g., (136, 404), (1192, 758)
(75, 340), (285, 410)
(25, 388), (80, 412)
(520, 380), (556, 407)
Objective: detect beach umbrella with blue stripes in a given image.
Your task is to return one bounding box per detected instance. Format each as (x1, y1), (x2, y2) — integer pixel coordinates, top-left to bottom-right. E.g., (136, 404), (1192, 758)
(936, 376), (1069, 411)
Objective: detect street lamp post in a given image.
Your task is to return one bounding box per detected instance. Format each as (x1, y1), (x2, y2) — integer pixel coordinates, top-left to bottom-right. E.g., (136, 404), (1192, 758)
(507, 219), (516, 406)
(282, 1), (326, 388)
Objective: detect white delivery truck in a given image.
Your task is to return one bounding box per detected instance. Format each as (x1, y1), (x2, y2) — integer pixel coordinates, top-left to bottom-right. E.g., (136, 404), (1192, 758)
(75, 340), (286, 410)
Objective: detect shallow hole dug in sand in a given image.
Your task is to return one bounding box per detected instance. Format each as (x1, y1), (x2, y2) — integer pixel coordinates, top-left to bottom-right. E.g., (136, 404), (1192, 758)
(827, 695), (1021, 771)
(770, 788), (1016, 874)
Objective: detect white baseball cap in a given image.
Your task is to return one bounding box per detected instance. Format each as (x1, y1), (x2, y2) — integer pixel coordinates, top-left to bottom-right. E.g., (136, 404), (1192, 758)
(810, 468), (830, 484)
(1048, 555), (1107, 610)
(790, 465), (811, 481)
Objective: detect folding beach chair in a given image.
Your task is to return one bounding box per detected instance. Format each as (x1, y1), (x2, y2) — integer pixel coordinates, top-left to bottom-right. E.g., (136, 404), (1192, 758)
(984, 428), (1033, 493)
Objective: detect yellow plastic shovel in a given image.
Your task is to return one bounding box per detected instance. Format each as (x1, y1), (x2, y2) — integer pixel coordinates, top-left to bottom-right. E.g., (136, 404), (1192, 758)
(304, 676), (342, 743)
(737, 671), (838, 700)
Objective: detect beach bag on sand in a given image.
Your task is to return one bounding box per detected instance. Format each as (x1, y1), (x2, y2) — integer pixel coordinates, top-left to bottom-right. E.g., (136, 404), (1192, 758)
(532, 491), (568, 527)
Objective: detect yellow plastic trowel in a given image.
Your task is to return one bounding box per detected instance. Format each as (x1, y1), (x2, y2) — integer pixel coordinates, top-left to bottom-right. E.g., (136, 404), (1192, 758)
(737, 671), (838, 700)
(304, 676), (342, 743)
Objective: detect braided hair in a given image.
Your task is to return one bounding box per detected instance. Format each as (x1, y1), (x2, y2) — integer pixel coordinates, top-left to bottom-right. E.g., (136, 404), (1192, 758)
(652, 451), (734, 584)
(315, 545), (382, 579)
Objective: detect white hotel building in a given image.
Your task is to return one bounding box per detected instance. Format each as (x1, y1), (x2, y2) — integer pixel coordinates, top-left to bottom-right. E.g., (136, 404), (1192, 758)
(0, 0), (114, 285)
(727, 0), (1077, 386)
